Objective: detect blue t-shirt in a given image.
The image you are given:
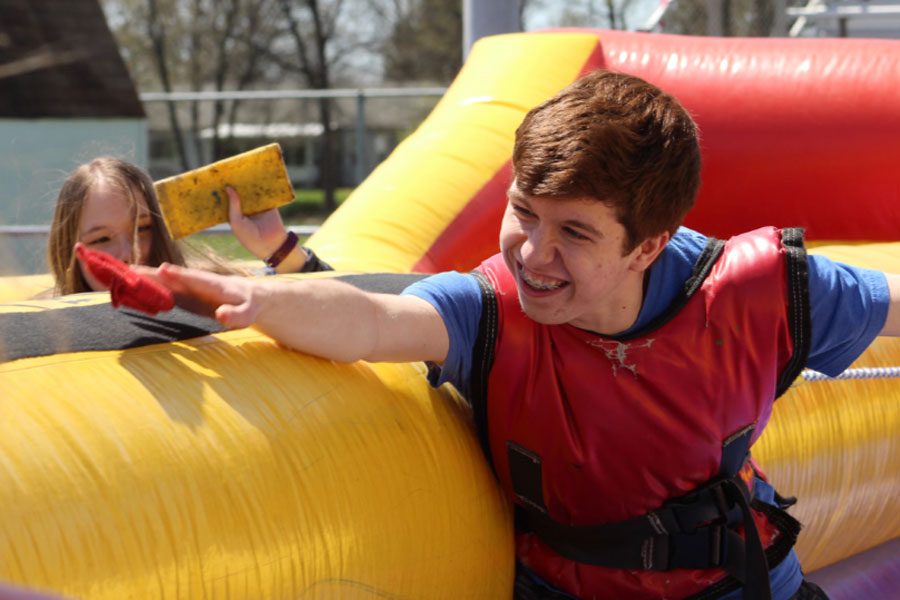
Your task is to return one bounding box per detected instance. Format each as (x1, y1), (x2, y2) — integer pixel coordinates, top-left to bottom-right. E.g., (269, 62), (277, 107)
(402, 226), (890, 600)
(404, 227), (889, 392)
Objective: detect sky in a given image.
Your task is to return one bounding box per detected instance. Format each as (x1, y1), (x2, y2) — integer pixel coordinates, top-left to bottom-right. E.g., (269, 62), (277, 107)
(522, 0), (664, 32)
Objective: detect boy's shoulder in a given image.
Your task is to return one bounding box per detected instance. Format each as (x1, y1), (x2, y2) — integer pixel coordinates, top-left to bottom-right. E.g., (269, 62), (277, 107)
(653, 227), (709, 279)
(402, 270), (483, 304)
(667, 227), (709, 259)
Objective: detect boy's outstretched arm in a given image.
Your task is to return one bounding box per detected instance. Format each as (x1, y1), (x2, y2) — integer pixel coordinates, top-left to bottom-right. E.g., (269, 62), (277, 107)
(156, 264), (450, 364)
(882, 273), (900, 336)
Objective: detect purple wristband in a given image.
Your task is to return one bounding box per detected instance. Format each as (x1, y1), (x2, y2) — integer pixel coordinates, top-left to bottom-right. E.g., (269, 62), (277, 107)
(264, 231), (299, 269)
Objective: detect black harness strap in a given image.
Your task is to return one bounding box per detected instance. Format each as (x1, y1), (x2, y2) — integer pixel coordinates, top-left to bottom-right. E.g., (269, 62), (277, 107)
(612, 238), (725, 341)
(688, 500), (800, 600)
(512, 425), (780, 600)
(776, 228), (811, 398)
(470, 270), (500, 469)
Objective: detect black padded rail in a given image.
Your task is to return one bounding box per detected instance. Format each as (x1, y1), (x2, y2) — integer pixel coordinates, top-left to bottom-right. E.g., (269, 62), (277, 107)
(0, 273), (429, 363)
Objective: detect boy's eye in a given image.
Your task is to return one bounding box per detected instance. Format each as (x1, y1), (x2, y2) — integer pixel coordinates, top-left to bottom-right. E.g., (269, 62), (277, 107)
(563, 226), (590, 241)
(512, 204), (535, 218)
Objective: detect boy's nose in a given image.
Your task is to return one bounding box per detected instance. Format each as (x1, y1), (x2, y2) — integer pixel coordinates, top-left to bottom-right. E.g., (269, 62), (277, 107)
(521, 228), (556, 266)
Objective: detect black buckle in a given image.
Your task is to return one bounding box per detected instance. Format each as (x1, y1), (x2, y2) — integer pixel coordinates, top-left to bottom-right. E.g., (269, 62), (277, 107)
(665, 480), (734, 534)
(707, 523), (727, 568)
(664, 523), (729, 570)
(641, 535), (672, 570)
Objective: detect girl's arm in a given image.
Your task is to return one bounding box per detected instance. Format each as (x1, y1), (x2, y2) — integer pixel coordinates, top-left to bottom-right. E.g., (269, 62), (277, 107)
(225, 187), (312, 274)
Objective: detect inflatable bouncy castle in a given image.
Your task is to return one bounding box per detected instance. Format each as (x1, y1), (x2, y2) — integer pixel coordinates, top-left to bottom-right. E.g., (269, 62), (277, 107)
(1, 31), (899, 599)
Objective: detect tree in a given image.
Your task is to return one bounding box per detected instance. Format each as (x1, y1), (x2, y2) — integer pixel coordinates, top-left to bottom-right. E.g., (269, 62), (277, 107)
(661, 0), (777, 37)
(102, 0), (284, 170)
(185, 0), (284, 162)
(105, 0), (390, 207)
(520, 0), (639, 31)
(273, 0), (340, 211)
(146, 0), (190, 171)
(376, 0), (462, 84)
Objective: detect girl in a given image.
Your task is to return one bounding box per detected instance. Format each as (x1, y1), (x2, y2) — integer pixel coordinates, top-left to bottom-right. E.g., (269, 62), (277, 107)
(46, 157), (327, 296)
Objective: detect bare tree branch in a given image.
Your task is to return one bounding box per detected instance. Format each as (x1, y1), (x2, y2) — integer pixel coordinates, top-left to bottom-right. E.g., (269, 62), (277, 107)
(146, 0), (190, 170)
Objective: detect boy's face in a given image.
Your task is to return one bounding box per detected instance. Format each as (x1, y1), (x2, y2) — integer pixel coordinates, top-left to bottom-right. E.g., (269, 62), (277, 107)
(500, 181), (666, 335)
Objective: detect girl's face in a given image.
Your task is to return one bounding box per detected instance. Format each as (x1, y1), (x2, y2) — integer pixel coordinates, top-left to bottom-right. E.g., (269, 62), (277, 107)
(76, 180), (154, 291)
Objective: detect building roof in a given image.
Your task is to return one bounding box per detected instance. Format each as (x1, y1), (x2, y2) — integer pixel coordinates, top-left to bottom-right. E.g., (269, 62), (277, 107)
(800, 1), (900, 39)
(0, 0), (144, 118)
(199, 122), (326, 140)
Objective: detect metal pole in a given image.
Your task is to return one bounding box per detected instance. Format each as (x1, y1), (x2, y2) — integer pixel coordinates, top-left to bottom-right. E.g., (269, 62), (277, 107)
(707, 0), (726, 36)
(355, 91), (367, 185)
(0, 224), (320, 236)
(772, 0), (788, 36)
(463, 0), (521, 59)
(139, 87), (447, 103)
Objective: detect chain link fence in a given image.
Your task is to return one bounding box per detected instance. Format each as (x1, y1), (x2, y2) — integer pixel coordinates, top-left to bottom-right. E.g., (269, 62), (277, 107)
(141, 88), (446, 186)
(0, 88), (447, 275)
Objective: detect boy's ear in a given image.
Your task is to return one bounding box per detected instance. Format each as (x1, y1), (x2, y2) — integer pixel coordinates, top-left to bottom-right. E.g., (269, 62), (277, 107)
(629, 231), (670, 272)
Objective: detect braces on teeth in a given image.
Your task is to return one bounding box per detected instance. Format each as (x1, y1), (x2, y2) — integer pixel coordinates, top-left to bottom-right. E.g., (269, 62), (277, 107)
(521, 268), (565, 290)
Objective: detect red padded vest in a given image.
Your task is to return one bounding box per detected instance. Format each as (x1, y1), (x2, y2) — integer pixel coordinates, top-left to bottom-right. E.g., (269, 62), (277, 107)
(473, 227), (809, 599)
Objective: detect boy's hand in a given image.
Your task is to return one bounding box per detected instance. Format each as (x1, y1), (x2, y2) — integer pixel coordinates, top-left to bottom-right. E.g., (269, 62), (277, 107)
(75, 244), (175, 315)
(156, 263), (265, 329)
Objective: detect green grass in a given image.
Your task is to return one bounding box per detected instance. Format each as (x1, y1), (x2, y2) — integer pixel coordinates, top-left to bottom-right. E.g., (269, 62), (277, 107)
(279, 187), (354, 223)
(191, 187), (353, 261)
(186, 234), (272, 261)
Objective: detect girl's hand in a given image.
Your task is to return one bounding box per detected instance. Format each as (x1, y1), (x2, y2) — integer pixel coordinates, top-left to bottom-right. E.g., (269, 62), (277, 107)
(226, 186), (288, 260)
(226, 187), (308, 273)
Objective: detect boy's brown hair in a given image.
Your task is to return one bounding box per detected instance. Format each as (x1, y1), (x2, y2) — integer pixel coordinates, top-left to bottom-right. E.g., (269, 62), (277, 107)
(513, 69), (702, 252)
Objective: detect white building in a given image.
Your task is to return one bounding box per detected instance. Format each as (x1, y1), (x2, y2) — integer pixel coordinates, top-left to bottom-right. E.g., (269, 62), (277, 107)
(0, 0), (146, 274)
(0, 0), (147, 230)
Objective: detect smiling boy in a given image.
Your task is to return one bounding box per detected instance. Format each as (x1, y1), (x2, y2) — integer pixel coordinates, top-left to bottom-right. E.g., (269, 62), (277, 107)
(155, 70), (900, 600)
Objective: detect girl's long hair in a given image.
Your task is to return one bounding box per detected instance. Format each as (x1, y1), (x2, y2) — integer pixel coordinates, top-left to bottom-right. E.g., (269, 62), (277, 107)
(47, 157), (186, 295)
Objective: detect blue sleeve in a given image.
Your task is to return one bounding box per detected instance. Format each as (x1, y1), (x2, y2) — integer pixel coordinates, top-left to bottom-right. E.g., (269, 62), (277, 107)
(401, 272), (483, 393)
(629, 227), (708, 332)
(806, 254), (890, 376)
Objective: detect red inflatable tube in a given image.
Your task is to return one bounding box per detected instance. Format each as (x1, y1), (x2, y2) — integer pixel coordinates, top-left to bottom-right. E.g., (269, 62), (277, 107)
(416, 31), (900, 276)
(588, 30), (900, 241)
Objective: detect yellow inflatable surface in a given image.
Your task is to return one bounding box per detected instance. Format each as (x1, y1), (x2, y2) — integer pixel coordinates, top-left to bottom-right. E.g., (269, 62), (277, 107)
(755, 336), (900, 569)
(0, 309), (513, 599)
(0, 273), (52, 304)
